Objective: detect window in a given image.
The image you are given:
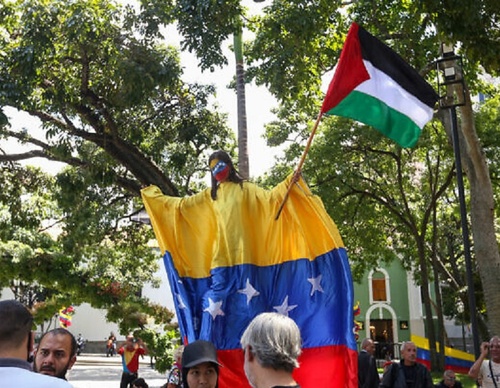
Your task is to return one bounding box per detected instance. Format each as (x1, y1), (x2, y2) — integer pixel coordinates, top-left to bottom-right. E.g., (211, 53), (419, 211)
(372, 276), (387, 301)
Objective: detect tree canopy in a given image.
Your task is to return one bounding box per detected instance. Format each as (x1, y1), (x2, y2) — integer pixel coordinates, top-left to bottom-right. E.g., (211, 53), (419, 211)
(1, 0), (500, 368)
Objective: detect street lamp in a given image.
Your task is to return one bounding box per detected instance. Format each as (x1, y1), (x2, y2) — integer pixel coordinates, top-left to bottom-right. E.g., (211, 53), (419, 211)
(436, 43), (480, 358)
(129, 208), (150, 225)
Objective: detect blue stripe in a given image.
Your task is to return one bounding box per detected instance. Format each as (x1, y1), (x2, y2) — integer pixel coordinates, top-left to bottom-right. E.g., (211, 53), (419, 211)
(417, 348), (473, 369)
(164, 248), (355, 351)
(445, 356), (473, 369)
(417, 348), (430, 361)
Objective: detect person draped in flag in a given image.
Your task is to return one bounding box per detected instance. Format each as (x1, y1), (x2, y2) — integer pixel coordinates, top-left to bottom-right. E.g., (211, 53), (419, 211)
(141, 150), (357, 387)
(118, 334), (148, 388)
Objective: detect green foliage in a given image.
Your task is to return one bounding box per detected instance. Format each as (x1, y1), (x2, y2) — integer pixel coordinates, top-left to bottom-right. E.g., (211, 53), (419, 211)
(137, 327), (180, 373)
(1, 0), (500, 353)
(246, 0), (349, 112)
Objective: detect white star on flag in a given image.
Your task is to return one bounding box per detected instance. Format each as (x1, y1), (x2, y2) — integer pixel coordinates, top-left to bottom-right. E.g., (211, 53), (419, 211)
(204, 298), (225, 320)
(307, 274), (324, 296)
(273, 295), (297, 316)
(176, 293), (187, 309)
(238, 278), (260, 305)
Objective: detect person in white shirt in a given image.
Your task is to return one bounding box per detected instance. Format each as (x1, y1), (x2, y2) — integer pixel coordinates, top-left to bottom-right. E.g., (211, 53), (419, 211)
(0, 299), (72, 387)
(469, 336), (500, 388)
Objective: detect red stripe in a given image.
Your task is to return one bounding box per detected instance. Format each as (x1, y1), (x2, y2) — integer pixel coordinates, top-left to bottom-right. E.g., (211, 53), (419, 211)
(217, 345), (358, 388)
(416, 358), (431, 370)
(445, 365), (470, 374)
(321, 22), (370, 114)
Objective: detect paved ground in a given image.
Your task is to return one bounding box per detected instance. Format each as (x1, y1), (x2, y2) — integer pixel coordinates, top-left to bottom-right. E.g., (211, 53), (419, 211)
(67, 353), (167, 388)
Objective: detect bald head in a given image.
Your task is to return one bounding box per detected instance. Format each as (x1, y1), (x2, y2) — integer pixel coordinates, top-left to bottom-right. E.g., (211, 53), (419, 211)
(361, 338), (375, 355)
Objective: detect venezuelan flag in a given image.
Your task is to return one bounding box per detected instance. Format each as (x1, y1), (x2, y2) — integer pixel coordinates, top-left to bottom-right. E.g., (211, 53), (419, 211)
(142, 174), (357, 387)
(412, 334), (474, 374)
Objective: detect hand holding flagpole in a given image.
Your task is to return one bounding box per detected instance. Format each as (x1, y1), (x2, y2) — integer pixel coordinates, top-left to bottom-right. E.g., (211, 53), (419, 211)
(275, 110), (324, 220)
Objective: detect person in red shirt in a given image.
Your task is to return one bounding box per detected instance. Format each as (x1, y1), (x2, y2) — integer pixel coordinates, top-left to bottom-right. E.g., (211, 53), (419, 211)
(118, 334), (148, 388)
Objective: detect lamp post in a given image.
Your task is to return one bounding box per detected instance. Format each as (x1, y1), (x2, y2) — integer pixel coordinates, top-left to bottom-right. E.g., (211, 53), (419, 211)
(436, 44), (480, 358)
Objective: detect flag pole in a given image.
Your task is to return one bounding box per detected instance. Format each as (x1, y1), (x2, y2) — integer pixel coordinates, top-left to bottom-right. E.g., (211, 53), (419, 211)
(275, 110), (324, 220)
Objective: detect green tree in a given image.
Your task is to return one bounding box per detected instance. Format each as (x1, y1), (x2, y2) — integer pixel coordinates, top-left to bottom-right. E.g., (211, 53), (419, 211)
(243, 0), (500, 362)
(0, 0), (236, 332)
(2, 0), (500, 371)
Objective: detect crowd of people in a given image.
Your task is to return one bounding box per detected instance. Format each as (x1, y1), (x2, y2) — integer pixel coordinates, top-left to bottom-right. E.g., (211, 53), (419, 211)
(357, 336), (500, 388)
(0, 298), (303, 388)
(1, 286), (500, 388)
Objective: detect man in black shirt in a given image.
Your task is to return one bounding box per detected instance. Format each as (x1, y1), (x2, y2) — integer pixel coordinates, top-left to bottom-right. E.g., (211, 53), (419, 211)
(358, 338), (380, 388)
(380, 341), (433, 388)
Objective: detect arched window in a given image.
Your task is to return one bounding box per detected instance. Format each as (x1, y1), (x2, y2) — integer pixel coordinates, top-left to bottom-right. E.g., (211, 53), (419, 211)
(368, 269), (391, 304)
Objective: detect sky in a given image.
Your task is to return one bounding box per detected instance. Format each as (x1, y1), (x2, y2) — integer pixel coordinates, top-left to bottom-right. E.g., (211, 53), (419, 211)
(3, 0), (283, 178)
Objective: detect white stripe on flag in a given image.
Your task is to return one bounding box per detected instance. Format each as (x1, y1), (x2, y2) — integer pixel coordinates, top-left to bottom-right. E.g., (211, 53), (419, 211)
(356, 60), (434, 129)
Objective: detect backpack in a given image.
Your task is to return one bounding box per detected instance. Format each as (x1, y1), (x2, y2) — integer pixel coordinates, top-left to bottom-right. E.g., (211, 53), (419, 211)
(161, 365), (182, 388)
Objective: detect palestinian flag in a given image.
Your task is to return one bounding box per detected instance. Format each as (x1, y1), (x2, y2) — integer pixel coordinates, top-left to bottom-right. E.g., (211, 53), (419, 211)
(321, 22), (438, 148)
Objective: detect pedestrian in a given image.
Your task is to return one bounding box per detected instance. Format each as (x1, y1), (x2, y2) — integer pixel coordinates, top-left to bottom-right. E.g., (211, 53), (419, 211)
(380, 341), (433, 387)
(34, 327), (77, 380)
(162, 345), (184, 388)
(118, 334), (148, 388)
(106, 331), (117, 357)
(181, 340), (220, 388)
(435, 370), (463, 387)
(358, 338), (380, 388)
(240, 312), (302, 388)
(468, 336), (500, 388)
(76, 333), (85, 355)
(0, 299), (72, 387)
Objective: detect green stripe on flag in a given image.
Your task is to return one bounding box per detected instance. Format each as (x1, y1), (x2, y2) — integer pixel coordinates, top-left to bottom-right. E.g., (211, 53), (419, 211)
(327, 91), (422, 148)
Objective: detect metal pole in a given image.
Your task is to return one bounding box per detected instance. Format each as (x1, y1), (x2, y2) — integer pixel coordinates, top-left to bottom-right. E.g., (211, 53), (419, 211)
(449, 106), (481, 358)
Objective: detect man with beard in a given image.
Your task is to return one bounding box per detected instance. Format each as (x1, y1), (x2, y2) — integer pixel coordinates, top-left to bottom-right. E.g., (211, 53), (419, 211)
(34, 328), (77, 380)
(0, 300), (71, 387)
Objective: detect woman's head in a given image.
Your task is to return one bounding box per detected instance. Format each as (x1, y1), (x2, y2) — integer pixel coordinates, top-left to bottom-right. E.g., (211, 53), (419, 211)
(208, 150), (244, 200)
(182, 340), (220, 388)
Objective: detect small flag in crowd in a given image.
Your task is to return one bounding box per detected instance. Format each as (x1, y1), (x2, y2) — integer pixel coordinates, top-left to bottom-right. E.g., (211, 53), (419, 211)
(59, 306), (75, 328)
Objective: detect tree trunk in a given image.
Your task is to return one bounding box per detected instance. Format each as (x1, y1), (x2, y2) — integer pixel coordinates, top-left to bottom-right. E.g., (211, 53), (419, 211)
(417, 238), (439, 369)
(458, 98), (500, 338)
(233, 30), (249, 178)
(432, 205), (446, 371)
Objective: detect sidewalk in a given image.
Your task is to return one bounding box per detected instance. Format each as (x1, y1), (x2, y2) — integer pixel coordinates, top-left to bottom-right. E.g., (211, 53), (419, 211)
(67, 353), (167, 388)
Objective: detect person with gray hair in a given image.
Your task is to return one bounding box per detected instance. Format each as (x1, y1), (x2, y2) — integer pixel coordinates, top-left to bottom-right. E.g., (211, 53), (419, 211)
(162, 345), (184, 388)
(0, 299), (72, 387)
(241, 312), (302, 388)
(358, 338), (380, 388)
(435, 369), (463, 387)
(380, 341), (432, 388)
(468, 336), (500, 388)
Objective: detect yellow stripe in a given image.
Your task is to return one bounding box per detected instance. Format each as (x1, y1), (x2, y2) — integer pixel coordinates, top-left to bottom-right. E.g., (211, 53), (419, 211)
(141, 175), (345, 278)
(209, 159), (219, 169)
(411, 334), (474, 361)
